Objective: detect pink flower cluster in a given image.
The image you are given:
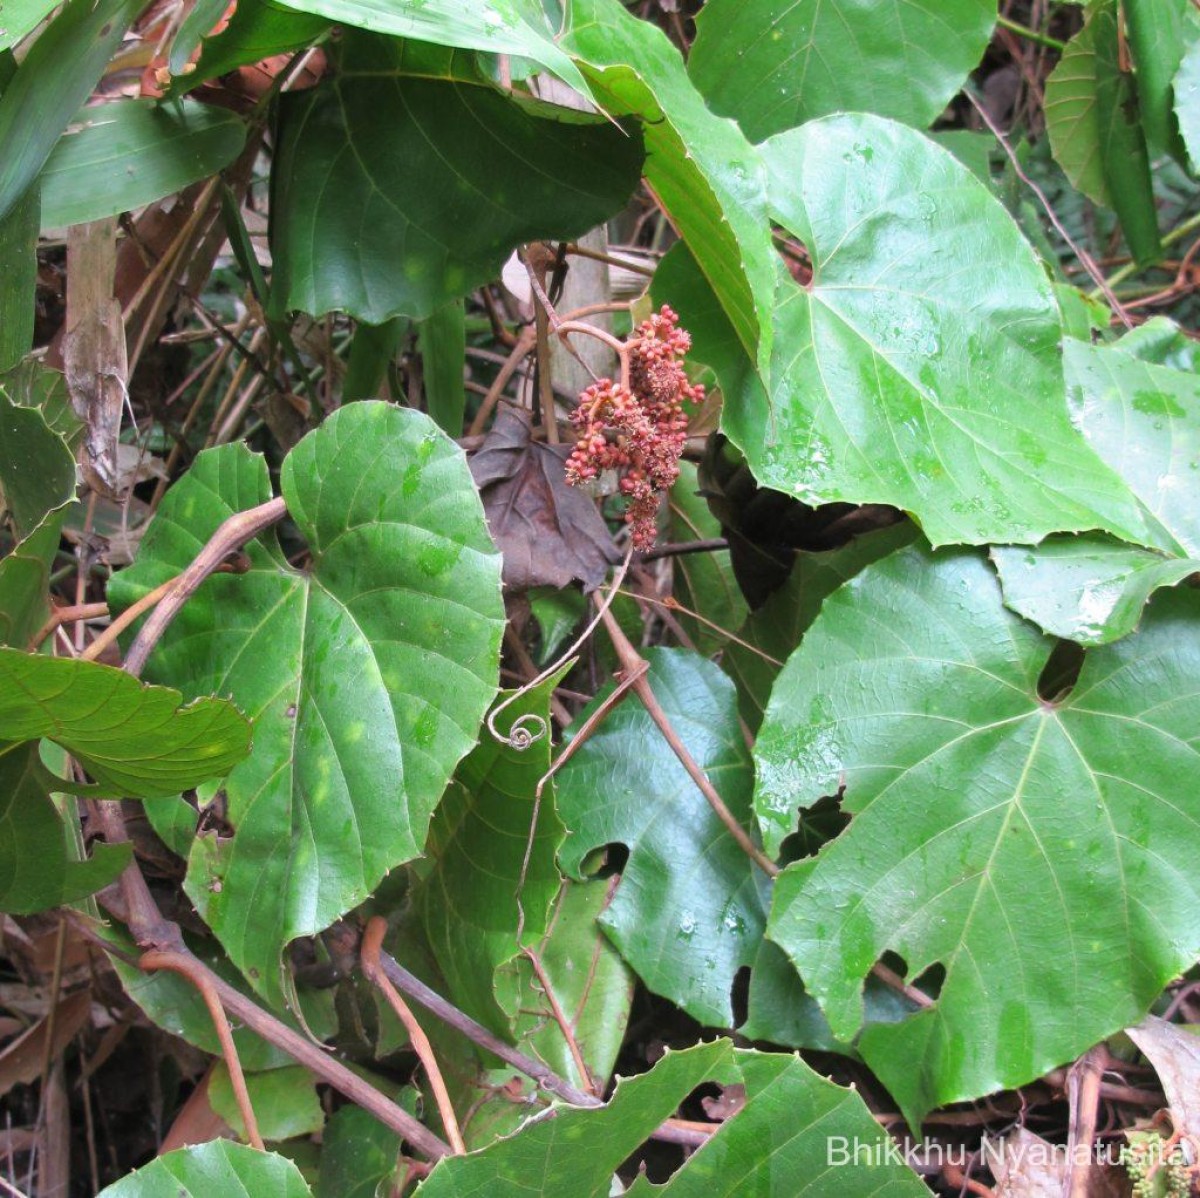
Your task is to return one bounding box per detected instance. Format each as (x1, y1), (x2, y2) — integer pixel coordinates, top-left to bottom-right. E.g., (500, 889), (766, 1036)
(565, 306), (704, 550)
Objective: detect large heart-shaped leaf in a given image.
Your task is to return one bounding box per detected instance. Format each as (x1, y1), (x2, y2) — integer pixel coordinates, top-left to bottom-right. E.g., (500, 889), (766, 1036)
(758, 542), (1200, 1124)
(564, 0), (776, 370)
(97, 1140), (312, 1198)
(556, 648), (764, 1027)
(993, 337), (1200, 643)
(268, 35), (643, 323)
(109, 402), (505, 1001)
(656, 114), (1148, 548)
(688, 0), (995, 141)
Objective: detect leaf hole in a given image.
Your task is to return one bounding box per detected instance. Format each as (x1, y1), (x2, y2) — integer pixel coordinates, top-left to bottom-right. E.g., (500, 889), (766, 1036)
(729, 965), (751, 1028)
(1037, 638), (1085, 703)
(777, 793), (849, 865)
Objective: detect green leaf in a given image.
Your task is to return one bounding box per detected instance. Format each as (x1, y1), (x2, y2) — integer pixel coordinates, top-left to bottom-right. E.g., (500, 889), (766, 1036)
(418, 301), (467, 436)
(270, 0), (594, 100)
(38, 99), (246, 229)
(556, 648), (763, 1027)
(564, 0), (775, 370)
(497, 879), (634, 1096)
(0, 647), (251, 797)
(410, 676), (566, 1038)
(625, 1049), (930, 1197)
(1124, 0), (1200, 160)
(0, 371), (80, 647)
(656, 115), (1148, 548)
(0, 0), (143, 223)
(96, 1139), (313, 1198)
(109, 402), (505, 1002)
(1176, 25), (1200, 172)
(167, 0), (227, 75)
(1115, 315), (1200, 373)
(994, 338), (1200, 643)
(343, 316), (405, 402)
(268, 35), (643, 323)
(667, 462), (747, 656)
(724, 524), (916, 732)
(1044, 0), (1161, 266)
(420, 1041), (928, 1197)
(416, 1041), (729, 1197)
(210, 1063), (323, 1142)
(0, 0), (59, 49)
(759, 543), (1200, 1125)
(317, 1106), (401, 1198)
(0, 50), (35, 372)
(688, 0), (995, 141)
(0, 387), (75, 539)
(182, 0), (329, 88)
(0, 744), (130, 912)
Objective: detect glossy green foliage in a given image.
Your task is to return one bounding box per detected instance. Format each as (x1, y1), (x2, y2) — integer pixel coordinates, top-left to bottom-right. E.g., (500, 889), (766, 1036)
(38, 100), (246, 229)
(1176, 25), (1200, 171)
(181, 0), (329, 86)
(1124, 0), (1200, 160)
(658, 114), (1147, 547)
(317, 1106), (401, 1198)
(96, 1140), (313, 1197)
(556, 649), (763, 1026)
(689, 0), (995, 141)
(994, 337), (1200, 643)
(268, 36), (643, 323)
(109, 402), (505, 1002)
(210, 1064), (323, 1142)
(759, 544), (1200, 1124)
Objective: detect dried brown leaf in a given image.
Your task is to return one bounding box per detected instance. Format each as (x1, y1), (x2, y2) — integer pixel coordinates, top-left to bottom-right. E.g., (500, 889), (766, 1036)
(469, 405), (619, 592)
(1126, 1015), (1200, 1138)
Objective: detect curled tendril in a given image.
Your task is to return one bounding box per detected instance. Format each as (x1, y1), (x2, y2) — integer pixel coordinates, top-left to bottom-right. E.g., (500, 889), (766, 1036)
(486, 547), (634, 751)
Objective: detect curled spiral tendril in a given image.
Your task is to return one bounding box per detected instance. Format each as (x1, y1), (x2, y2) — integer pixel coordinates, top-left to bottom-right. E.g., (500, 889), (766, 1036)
(486, 548), (634, 751)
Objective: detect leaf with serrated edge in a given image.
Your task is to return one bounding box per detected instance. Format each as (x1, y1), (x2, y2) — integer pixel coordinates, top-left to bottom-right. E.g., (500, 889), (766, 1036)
(994, 337), (1200, 644)
(657, 115), (1149, 548)
(759, 542), (1200, 1125)
(556, 648), (763, 1027)
(0, 648), (251, 796)
(96, 1139), (312, 1197)
(109, 402), (504, 1003)
(564, 0), (775, 374)
(689, 0), (995, 141)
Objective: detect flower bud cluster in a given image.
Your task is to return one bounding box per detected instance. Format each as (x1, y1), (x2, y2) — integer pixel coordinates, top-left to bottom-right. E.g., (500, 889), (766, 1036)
(564, 306), (704, 550)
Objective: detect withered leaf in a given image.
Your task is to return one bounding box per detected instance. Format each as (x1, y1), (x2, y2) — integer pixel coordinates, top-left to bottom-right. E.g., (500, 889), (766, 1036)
(469, 405), (619, 592)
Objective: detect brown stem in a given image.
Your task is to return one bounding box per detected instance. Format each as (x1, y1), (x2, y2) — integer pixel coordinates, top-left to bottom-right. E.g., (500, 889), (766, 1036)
(466, 325), (537, 437)
(1066, 1046), (1105, 1198)
(375, 950), (601, 1109)
(28, 604), (109, 652)
(639, 538), (729, 562)
(520, 947), (597, 1097)
(595, 599), (780, 878)
(140, 950), (264, 1151)
(361, 919), (466, 1155)
(79, 575), (176, 663)
(124, 496), (287, 677)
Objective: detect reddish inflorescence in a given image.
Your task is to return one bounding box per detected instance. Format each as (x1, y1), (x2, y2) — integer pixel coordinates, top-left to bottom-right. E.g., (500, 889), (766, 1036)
(564, 305), (704, 550)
